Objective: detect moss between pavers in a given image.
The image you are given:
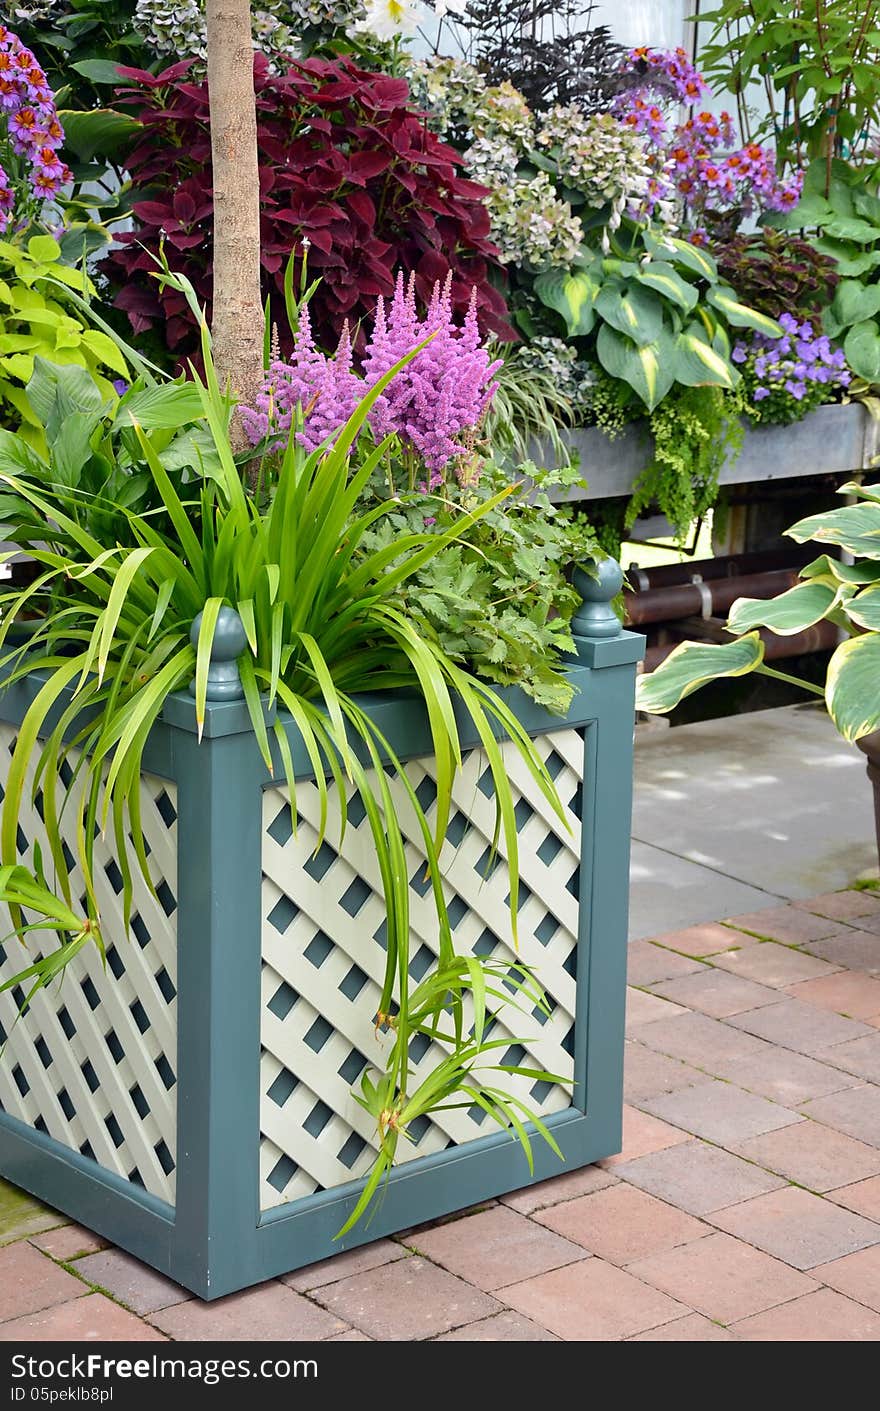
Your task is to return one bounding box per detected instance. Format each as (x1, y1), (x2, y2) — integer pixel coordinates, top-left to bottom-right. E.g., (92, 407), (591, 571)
(0, 1177), (64, 1245)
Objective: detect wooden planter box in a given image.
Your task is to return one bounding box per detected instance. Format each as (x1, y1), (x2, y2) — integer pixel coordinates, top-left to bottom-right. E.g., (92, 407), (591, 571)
(544, 403), (877, 503)
(0, 578), (643, 1299)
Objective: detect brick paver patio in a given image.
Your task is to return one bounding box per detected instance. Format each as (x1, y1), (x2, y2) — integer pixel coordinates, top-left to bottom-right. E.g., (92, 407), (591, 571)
(2, 889), (880, 1342)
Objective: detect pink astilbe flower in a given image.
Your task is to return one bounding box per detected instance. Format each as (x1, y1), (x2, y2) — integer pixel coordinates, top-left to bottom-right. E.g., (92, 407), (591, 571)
(245, 274), (502, 477)
(240, 305), (360, 453)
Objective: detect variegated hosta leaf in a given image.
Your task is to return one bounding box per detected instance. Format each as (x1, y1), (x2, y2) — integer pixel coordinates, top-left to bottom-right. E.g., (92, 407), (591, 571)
(843, 583), (880, 631)
(635, 261), (699, 313)
(839, 480), (880, 503)
(727, 578), (839, 636)
(636, 633), (765, 714)
(705, 286), (784, 338)
(787, 502), (880, 559)
(801, 554), (880, 586)
(826, 632), (880, 741)
(533, 266), (599, 337)
(594, 280), (664, 346)
(644, 232), (718, 280)
(674, 328), (736, 389)
(596, 323), (676, 411)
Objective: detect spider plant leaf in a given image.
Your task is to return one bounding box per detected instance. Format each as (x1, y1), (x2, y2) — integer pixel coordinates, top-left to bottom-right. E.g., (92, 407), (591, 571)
(372, 605), (460, 849)
(149, 578), (176, 642)
(97, 545), (156, 683)
(271, 682), (332, 844)
(450, 671), (521, 945)
(305, 706), (348, 847)
(335, 1151), (393, 1239)
(296, 632), (354, 778)
(268, 602), (285, 708)
(237, 598), (257, 654)
(130, 422), (205, 590)
(265, 563), (280, 606)
(101, 647), (193, 805)
(271, 719), (297, 832)
(1, 655), (84, 875)
(238, 651), (273, 774)
(467, 956), (487, 1047)
(193, 596), (224, 738)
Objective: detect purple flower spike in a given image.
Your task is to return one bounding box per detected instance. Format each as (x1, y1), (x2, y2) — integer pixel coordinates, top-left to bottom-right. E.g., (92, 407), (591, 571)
(243, 272), (501, 480)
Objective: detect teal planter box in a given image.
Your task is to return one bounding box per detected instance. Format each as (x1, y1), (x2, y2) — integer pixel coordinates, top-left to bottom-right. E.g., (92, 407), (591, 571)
(0, 586), (643, 1299)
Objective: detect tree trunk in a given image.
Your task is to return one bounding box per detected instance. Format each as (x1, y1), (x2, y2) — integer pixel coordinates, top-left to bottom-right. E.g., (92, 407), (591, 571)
(206, 0), (263, 453)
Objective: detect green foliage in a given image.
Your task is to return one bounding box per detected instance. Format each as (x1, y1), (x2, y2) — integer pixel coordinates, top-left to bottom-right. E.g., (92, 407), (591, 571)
(359, 462), (602, 713)
(0, 359), (213, 548)
(773, 158), (880, 383)
(714, 227), (840, 320)
(626, 384), (745, 542)
(0, 865), (101, 1017)
(13, 2), (148, 110)
(695, 0), (880, 169)
(638, 480), (880, 741)
(485, 340), (581, 467)
(0, 235), (128, 451)
(534, 224), (781, 412)
(0, 304), (589, 1229)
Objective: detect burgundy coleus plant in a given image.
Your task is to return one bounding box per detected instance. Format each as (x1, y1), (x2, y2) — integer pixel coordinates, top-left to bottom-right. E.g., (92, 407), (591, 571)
(103, 55), (513, 359)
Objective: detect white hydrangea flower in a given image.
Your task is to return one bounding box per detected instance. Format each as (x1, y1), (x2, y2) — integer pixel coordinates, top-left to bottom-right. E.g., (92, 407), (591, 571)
(133, 0), (363, 64)
(537, 109), (652, 213)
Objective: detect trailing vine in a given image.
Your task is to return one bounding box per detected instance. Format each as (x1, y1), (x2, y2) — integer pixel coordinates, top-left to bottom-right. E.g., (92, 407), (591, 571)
(625, 384), (746, 542)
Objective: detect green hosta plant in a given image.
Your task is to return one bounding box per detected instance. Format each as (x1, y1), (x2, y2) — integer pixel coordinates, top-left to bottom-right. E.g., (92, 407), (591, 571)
(772, 158), (880, 382)
(636, 480), (880, 742)
(535, 221), (782, 411)
(0, 233), (128, 447)
(0, 311), (578, 1231)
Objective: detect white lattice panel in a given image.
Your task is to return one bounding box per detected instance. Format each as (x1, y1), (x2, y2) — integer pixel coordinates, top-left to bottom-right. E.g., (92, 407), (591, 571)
(260, 728), (583, 1210)
(0, 723), (179, 1203)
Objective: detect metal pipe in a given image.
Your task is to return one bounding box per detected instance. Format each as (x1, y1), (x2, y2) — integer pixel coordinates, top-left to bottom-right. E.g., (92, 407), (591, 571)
(625, 569), (801, 626)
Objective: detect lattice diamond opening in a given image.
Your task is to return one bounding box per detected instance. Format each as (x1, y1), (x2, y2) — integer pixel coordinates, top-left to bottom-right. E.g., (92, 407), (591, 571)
(0, 724), (179, 1203)
(260, 728), (583, 1210)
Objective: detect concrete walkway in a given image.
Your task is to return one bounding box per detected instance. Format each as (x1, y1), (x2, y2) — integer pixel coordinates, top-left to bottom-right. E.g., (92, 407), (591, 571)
(630, 704), (877, 941)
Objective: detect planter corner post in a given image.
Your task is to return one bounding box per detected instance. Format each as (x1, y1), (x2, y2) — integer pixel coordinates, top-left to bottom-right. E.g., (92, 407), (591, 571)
(568, 556), (644, 1160)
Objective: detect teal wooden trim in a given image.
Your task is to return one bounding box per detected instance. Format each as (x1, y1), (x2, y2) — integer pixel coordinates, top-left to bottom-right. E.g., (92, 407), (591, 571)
(576, 629), (645, 670)
(577, 666), (637, 1152)
(0, 1110), (177, 1276)
(241, 1109), (601, 1295)
(170, 726), (265, 1297)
